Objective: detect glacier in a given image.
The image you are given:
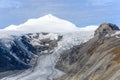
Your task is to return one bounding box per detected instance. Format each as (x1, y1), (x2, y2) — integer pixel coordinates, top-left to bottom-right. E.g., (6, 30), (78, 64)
(1, 31), (94, 80)
(0, 14), (98, 80)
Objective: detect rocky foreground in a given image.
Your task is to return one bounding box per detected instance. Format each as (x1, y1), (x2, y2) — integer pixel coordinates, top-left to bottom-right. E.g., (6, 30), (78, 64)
(56, 23), (120, 80)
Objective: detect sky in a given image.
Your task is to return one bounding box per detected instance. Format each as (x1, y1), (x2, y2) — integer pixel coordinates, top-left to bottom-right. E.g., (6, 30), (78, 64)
(0, 0), (120, 29)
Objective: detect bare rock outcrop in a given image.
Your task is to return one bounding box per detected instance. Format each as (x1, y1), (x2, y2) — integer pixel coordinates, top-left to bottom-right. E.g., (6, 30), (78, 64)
(94, 23), (119, 38)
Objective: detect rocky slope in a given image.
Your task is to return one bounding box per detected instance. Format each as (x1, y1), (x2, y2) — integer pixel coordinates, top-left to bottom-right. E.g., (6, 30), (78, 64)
(56, 23), (120, 80)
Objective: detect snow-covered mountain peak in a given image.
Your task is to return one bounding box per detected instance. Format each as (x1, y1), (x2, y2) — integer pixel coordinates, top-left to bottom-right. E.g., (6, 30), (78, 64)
(3, 14), (78, 33)
(0, 14), (99, 39)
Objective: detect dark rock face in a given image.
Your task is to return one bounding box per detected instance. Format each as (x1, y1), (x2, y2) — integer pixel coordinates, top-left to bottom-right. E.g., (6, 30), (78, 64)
(0, 42), (30, 71)
(21, 35), (37, 54)
(0, 33), (60, 72)
(94, 23), (119, 37)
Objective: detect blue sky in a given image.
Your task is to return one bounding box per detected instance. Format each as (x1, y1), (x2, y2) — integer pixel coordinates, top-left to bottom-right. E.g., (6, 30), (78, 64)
(0, 0), (120, 28)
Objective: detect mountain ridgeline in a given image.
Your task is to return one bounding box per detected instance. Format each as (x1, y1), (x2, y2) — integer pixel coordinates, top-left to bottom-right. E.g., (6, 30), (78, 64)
(0, 23), (120, 80)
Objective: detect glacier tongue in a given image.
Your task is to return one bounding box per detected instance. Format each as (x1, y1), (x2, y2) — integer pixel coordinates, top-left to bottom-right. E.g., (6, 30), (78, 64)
(1, 31), (94, 80)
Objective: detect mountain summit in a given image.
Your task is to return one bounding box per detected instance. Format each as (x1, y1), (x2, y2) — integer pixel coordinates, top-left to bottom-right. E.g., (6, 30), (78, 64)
(94, 23), (119, 37)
